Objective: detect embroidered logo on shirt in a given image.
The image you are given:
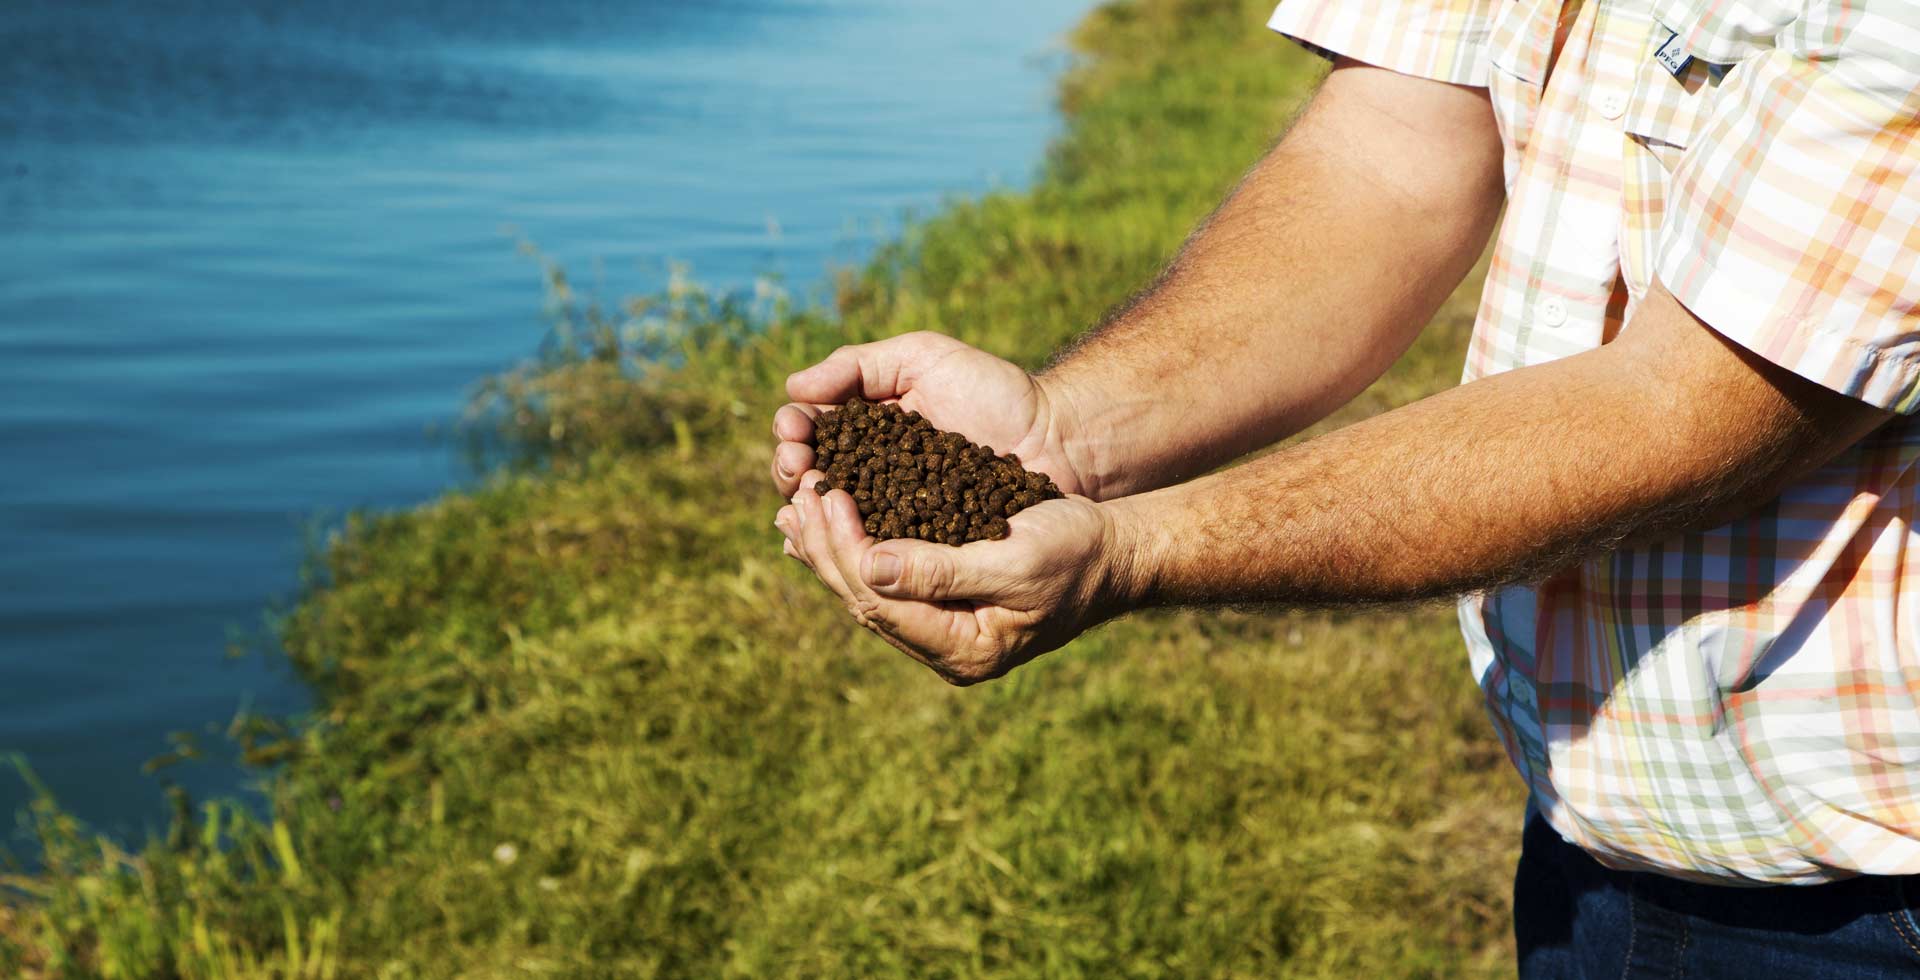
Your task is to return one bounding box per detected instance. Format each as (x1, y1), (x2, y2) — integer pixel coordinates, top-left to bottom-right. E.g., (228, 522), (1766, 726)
(1653, 28), (1692, 78)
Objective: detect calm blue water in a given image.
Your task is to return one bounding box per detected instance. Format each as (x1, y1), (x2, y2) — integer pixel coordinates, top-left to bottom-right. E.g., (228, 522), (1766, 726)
(0, 0), (1085, 845)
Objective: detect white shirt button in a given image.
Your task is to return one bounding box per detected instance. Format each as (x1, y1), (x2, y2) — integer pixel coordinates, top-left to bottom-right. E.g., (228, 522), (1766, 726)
(1540, 298), (1569, 327)
(1595, 91), (1626, 120)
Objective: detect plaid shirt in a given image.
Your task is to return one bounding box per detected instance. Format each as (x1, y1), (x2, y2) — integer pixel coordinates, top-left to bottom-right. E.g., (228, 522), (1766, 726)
(1271, 0), (1920, 883)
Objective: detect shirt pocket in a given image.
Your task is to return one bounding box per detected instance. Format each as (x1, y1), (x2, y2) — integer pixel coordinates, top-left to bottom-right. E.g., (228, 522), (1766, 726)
(1486, 0), (1554, 86)
(1648, 0), (1796, 65)
(1625, 2), (1793, 157)
(1484, 0), (1553, 180)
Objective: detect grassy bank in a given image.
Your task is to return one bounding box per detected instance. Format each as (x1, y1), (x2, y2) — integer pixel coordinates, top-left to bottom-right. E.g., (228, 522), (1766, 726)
(1, 0), (1523, 975)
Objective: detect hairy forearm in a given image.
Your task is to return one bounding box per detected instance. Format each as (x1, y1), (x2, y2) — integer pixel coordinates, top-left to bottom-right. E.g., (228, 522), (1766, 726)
(1039, 63), (1503, 500)
(1101, 305), (1887, 608)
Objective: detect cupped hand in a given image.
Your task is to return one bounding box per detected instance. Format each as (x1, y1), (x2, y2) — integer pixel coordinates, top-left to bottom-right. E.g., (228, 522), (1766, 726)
(774, 476), (1130, 685)
(770, 332), (1090, 500)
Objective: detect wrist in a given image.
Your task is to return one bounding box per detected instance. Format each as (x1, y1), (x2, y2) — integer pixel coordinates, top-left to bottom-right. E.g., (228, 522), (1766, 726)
(1031, 370), (1116, 501)
(1092, 493), (1163, 615)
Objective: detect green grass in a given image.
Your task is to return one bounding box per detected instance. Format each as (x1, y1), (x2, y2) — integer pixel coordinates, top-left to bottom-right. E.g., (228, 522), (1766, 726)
(0, 0), (1524, 976)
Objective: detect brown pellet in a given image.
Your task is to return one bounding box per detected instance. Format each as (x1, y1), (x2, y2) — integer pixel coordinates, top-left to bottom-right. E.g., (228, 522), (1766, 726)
(807, 398), (1062, 544)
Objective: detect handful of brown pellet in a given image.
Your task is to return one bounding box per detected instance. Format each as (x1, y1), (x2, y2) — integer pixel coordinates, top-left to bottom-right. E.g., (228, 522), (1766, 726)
(810, 397), (1062, 544)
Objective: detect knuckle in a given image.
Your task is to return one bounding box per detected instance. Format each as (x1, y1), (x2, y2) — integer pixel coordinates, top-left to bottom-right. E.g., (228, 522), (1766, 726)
(842, 602), (870, 628)
(936, 663), (978, 687)
(915, 557), (954, 597)
(940, 647), (999, 686)
(844, 593), (882, 628)
(949, 662), (990, 686)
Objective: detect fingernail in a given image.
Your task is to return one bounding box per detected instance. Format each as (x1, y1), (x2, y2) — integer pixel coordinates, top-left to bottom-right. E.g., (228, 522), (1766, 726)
(778, 462), (794, 480)
(869, 553), (901, 587)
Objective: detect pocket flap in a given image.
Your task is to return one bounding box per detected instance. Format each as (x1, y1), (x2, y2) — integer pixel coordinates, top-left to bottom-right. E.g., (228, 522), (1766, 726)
(1622, 56), (1715, 150)
(1647, 0), (1790, 66)
(1487, 0), (1557, 86)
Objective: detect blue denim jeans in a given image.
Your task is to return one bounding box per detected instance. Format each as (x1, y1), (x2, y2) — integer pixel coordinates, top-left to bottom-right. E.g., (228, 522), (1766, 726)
(1516, 808), (1920, 978)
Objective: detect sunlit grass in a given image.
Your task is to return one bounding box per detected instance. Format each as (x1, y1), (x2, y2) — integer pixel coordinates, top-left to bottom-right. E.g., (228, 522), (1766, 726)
(0, 1), (1523, 976)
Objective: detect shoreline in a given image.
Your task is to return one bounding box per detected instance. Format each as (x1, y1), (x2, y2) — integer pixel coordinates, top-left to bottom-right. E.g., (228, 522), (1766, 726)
(0, 0), (1088, 847)
(2, 2), (1524, 975)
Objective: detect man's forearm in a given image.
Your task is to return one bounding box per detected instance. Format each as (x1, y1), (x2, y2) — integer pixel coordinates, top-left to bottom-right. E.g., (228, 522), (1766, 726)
(1040, 61), (1504, 500)
(1100, 290), (1891, 608)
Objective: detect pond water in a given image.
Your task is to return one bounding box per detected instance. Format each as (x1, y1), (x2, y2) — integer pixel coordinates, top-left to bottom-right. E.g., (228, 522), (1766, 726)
(0, 0), (1086, 844)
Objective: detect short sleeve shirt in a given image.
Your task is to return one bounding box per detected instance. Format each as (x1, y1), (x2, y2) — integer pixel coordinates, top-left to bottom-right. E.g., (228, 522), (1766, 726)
(1270, 0), (1920, 883)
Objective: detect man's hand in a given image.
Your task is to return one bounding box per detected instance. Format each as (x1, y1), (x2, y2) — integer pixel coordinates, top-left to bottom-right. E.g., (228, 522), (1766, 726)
(774, 474), (1128, 685)
(771, 332), (1096, 500)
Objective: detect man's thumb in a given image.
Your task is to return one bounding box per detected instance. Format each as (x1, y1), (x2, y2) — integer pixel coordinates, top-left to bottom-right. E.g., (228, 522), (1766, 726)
(864, 541), (991, 601)
(785, 351), (863, 404)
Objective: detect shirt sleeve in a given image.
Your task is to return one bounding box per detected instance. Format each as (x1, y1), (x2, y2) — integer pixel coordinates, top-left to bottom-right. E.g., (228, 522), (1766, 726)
(1655, 27), (1920, 413)
(1266, 0), (1499, 87)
